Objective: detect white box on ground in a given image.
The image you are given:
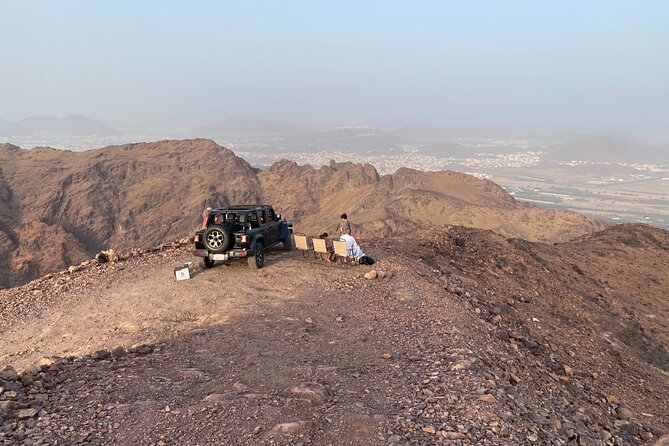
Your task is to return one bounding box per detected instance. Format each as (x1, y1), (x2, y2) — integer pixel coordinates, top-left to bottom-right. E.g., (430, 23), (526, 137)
(174, 262), (193, 281)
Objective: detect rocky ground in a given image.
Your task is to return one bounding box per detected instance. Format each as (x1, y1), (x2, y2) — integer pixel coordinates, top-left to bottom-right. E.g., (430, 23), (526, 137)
(0, 224), (667, 445)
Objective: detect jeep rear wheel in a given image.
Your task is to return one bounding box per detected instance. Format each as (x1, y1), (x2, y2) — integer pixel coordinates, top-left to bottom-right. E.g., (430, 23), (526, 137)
(203, 225), (232, 252)
(248, 243), (264, 269)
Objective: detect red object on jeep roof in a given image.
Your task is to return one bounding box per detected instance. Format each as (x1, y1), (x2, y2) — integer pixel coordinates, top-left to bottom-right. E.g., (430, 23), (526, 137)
(201, 208), (211, 229)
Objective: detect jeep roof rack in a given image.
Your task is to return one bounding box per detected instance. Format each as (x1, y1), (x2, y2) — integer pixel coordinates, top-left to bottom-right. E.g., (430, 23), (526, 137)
(213, 204), (269, 211)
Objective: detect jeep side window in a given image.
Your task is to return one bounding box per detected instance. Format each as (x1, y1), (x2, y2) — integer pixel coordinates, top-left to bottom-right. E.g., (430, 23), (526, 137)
(268, 208), (276, 221)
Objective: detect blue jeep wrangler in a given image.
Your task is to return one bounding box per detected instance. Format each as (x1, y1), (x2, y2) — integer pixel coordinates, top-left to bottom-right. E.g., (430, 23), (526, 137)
(193, 205), (292, 269)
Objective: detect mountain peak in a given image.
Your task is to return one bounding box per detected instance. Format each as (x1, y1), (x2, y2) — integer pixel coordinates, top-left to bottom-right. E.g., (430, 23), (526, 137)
(1, 115), (119, 137)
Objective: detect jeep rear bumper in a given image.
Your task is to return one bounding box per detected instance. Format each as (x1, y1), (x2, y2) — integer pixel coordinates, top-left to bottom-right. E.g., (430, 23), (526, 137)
(193, 249), (252, 259)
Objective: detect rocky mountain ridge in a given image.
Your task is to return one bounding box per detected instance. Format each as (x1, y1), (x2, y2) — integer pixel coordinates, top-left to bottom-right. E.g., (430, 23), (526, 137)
(0, 139), (605, 288)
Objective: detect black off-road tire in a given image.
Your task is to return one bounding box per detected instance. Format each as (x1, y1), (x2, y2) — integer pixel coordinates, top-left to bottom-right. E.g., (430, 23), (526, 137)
(248, 243), (264, 269)
(203, 225), (232, 253)
(202, 257), (215, 269)
(283, 234), (292, 251)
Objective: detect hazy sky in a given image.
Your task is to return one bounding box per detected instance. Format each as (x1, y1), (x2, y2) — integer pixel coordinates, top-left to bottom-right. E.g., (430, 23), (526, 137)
(1, 1), (668, 138)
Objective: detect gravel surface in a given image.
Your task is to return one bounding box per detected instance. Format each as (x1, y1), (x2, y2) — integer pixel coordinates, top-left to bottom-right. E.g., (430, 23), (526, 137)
(1, 225), (667, 445)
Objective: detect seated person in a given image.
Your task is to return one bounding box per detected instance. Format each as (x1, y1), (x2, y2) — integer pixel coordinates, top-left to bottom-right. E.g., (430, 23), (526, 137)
(339, 233), (364, 261)
(319, 232), (335, 263)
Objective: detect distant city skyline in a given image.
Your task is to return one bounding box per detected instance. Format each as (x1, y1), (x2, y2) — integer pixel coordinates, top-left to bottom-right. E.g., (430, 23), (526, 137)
(2, 1), (668, 140)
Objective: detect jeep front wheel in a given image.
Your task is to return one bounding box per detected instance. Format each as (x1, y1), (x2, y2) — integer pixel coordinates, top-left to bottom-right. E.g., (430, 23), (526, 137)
(248, 243), (264, 269)
(283, 234), (292, 251)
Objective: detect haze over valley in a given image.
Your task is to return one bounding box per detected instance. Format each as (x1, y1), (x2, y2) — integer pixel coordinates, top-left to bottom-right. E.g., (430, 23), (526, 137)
(3, 115), (668, 231)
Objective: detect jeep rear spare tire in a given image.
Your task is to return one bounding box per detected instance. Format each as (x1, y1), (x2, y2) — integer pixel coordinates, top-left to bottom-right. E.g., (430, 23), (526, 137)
(203, 225), (232, 252)
(248, 242), (264, 269)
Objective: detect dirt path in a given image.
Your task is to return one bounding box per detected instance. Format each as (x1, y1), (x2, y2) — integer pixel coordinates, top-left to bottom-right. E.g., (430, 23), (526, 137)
(0, 248), (313, 369)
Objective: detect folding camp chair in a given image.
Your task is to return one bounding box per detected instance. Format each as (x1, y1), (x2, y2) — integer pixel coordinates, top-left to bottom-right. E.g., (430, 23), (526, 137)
(293, 233), (312, 258)
(333, 240), (357, 265)
(313, 238), (329, 260)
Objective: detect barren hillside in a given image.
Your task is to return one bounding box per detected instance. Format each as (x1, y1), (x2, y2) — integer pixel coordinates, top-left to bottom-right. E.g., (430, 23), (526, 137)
(0, 224), (666, 445)
(0, 139), (605, 288)
(259, 160), (605, 240)
(0, 140), (261, 288)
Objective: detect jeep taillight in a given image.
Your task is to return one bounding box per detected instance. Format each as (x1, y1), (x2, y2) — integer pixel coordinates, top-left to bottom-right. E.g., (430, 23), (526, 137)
(240, 235), (248, 244)
(193, 234), (200, 243)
